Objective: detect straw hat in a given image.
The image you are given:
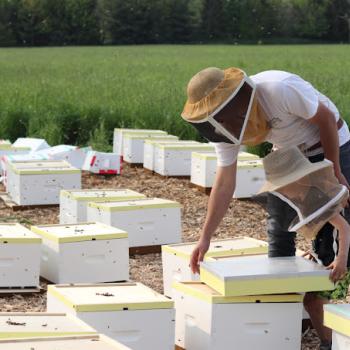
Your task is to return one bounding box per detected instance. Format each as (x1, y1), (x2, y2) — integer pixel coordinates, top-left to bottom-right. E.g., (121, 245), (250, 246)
(258, 146), (331, 194)
(181, 67), (245, 122)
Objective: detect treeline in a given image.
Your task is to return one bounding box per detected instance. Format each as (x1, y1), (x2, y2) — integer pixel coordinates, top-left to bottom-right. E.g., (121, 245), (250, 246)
(0, 0), (349, 46)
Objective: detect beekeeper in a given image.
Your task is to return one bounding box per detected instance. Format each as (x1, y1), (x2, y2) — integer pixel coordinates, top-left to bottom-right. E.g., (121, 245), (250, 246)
(181, 67), (350, 350)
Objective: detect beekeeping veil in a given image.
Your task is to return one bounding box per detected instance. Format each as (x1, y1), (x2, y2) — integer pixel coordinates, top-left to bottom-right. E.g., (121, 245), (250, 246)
(181, 67), (270, 146)
(258, 146), (348, 240)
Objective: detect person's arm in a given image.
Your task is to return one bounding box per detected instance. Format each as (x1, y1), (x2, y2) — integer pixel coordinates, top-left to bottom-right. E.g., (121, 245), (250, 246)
(190, 162), (237, 274)
(327, 214), (350, 282)
(309, 102), (350, 191)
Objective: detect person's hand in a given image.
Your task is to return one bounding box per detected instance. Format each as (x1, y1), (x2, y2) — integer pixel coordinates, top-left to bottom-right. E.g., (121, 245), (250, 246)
(301, 250), (317, 262)
(327, 256), (348, 283)
(190, 237), (210, 275)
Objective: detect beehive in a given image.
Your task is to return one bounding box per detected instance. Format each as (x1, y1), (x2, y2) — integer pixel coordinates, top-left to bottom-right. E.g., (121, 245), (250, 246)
(12, 137), (50, 152)
(0, 223), (41, 288)
(0, 335), (131, 350)
(113, 128), (167, 155)
(6, 160), (81, 205)
(162, 237), (268, 297)
(200, 255), (334, 297)
(87, 198), (182, 248)
(31, 222), (129, 284)
(324, 304), (350, 350)
(143, 140), (198, 172)
(0, 144), (30, 172)
(59, 189), (146, 224)
(0, 312), (96, 339)
(234, 159), (265, 198)
(154, 143), (215, 176)
(173, 281), (303, 350)
(123, 134), (178, 164)
(190, 151), (260, 189)
(82, 151), (122, 175)
(47, 282), (175, 350)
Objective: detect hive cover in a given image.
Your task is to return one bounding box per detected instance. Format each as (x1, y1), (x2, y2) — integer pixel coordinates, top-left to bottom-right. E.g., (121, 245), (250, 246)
(0, 223), (41, 244)
(61, 189), (145, 201)
(324, 304), (350, 337)
(200, 255), (333, 296)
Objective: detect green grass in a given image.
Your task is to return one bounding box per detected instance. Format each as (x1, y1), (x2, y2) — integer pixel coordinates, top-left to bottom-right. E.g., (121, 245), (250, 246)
(0, 45), (349, 151)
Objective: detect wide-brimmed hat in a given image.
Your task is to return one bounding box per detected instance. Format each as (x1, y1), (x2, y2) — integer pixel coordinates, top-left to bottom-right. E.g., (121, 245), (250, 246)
(258, 146), (332, 194)
(181, 67), (246, 122)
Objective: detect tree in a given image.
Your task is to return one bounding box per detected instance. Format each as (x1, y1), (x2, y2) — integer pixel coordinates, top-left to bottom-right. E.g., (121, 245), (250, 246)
(201, 0), (226, 40)
(0, 0), (17, 46)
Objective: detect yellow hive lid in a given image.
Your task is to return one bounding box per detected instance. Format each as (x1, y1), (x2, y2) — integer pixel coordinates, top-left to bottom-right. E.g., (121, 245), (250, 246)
(0, 335), (131, 349)
(158, 143), (214, 151)
(162, 237), (268, 260)
(48, 282), (173, 312)
(238, 151), (260, 161)
(191, 152), (217, 160)
(115, 128), (166, 135)
(0, 145), (30, 151)
(172, 282), (303, 304)
(123, 133), (177, 140)
(324, 304), (350, 337)
(0, 223), (41, 244)
(0, 313), (96, 339)
(237, 159), (264, 169)
(88, 198), (181, 212)
(61, 189), (146, 201)
(144, 139), (198, 145)
(9, 160), (80, 175)
(31, 223), (127, 243)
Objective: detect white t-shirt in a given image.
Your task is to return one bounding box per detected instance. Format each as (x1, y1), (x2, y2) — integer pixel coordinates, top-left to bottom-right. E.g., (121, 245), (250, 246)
(214, 70), (350, 167)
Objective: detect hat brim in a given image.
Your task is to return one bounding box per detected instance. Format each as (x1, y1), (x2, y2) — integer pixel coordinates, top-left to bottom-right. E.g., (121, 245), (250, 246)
(257, 160), (332, 194)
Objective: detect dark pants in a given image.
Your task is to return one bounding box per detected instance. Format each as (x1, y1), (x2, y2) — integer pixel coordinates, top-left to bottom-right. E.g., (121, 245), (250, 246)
(267, 140), (350, 267)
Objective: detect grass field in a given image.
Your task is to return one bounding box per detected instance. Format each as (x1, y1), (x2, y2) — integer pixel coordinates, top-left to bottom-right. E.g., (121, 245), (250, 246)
(0, 45), (349, 151)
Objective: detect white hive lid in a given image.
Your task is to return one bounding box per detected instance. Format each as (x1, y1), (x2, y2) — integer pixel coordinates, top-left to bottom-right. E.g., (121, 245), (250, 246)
(88, 197), (181, 212)
(0, 335), (130, 350)
(162, 237), (268, 259)
(10, 160), (79, 174)
(61, 189), (146, 201)
(116, 128), (166, 135)
(31, 223), (127, 243)
(158, 143), (214, 150)
(48, 282), (173, 312)
(324, 304), (350, 337)
(145, 140), (198, 145)
(0, 313), (95, 338)
(0, 223), (41, 244)
(237, 159), (264, 169)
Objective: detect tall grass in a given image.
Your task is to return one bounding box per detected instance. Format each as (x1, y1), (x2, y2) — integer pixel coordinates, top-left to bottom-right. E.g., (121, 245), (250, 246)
(0, 45), (349, 151)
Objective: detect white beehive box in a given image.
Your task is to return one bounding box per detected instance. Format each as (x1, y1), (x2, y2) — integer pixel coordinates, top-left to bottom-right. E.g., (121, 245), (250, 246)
(31, 222), (129, 284)
(87, 198), (182, 248)
(123, 134), (178, 164)
(200, 255), (334, 297)
(47, 282), (175, 350)
(324, 304), (350, 350)
(113, 128), (167, 155)
(60, 189), (146, 224)
(162, 237), (268, 297)
(144, 140), (198, 172)
(0, 223), (41, 288)
(0, 144), (31, 172)
(190, 151), (260, 189)
(154, 143), (215, 176)
(6, 160), (81, 205)
(173, 281), (303, 350)
(83, 151), (122, 175)
(0, 335), (131, 350)
(0, 312), (96, 339)
(234, 159), (265, 198)
(36, 145), (91, 169)
(13, 137), (50, 153)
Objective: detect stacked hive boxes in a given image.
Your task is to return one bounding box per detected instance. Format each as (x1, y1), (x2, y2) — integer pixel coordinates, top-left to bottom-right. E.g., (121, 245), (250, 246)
(0, 335), (132, 350)
(162, 237), (268, 297)
(59, 189), (146, 224)
(154, 143), (215, 176)
(323, 304), (350, 349)
(123, 134), (178, 164)
(144, 140), (198, 172)
(173, 255), (334, 350)
(113, 128), (167, 155)
(0, 223), (41, 289)
(6, 160), (81, 205)
(87, 198), (182, 248)
(47, 282), (175, 350)
(31, 222), (129, 284)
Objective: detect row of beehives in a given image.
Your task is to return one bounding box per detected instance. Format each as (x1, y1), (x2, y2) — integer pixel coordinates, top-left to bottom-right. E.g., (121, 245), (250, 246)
(113, 128), (266, 198)
(1, 235), (349, 349)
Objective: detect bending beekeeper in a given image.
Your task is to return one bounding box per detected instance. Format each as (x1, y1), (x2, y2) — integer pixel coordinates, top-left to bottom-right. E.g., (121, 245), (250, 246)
(181, 67), (350, 350)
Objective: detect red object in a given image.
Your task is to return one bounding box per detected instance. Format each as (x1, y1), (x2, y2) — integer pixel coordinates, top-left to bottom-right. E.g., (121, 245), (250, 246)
(90, 156), (97, 166)
(99, 169), (118, 175)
